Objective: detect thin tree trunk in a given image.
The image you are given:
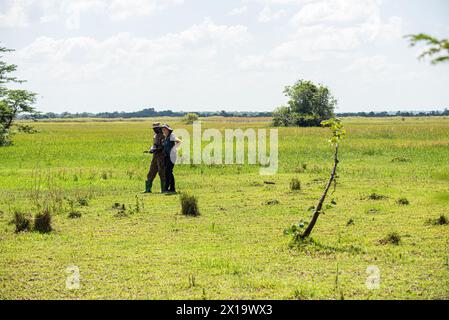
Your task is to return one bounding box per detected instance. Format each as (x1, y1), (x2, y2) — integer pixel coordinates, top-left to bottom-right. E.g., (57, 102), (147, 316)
(300, 144), (339, 239)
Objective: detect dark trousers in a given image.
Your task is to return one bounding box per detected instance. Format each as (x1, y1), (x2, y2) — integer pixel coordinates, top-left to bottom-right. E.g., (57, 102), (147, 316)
(147, 154), (165, 183)
(164, 156), (175, 191)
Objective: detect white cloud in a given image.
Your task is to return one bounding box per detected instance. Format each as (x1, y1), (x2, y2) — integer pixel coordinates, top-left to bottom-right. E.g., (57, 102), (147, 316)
(1, 0), (185, 29)
(254, 0), (311, 4)
(16, 19), (251, 83)
(104, 0), (184, 21)
(228, 5), (247, 16)
(258, 6), (286, 23)
(291, 0), (382, 25)
(0, 0), (29, 28)
(241, 0), (403, 69)
(343, 54), (400, 82)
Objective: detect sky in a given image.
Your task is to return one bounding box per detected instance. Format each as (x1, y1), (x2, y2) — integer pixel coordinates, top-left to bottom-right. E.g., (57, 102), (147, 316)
(1, 0), (448, 114)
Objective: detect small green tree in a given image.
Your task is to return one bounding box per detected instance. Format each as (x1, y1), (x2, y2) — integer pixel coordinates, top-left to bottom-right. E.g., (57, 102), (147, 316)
(182, 112), (199, 124)
(284, 79), (336, 119)
(405, 33), (449, 65)
(285, 118), (345, 241)
(0, 46), (37, 146)
(273, 79), (336, 127)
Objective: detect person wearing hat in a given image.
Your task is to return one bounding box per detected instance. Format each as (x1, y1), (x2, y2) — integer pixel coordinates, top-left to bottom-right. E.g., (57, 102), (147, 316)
(161, 124), (182, 194)
(143, 122), (166, 193)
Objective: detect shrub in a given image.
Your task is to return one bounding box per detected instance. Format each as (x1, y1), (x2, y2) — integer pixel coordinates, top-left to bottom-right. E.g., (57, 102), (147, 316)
(180, 193), (200, 216)
(289, 113), (324, 127)
(272, 109), (325, 127)
(0, 125), (12, 146)
(14, 211), (31, 233)
(396, 198), (410, 205)
(182, 113), (199, 124)
(290, 178), (301, 191)
(17, 124), (37, 134)
(33, 209), (52, 233)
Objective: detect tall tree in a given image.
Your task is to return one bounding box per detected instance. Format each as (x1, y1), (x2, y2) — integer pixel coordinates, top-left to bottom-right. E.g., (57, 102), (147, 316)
(405, 33), (449, 65)
(0, 46), (37, 146)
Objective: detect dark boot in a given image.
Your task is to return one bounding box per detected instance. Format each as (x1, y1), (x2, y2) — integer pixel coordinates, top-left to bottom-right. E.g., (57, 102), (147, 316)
(143, 180), (152, 193)
(160, 180), (166, 193)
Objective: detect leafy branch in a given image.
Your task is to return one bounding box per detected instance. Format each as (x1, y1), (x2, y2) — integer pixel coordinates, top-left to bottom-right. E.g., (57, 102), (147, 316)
(405, 33), (449, 65)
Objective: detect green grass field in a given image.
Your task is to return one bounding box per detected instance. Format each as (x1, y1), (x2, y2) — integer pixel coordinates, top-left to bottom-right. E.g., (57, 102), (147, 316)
(1, 117), (448, 300)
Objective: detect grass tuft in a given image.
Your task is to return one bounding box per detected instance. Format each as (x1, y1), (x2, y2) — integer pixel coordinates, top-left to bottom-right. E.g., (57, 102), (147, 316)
(77, 197), (89, 206)
(14, 212), (31, 233)
(396, 197), (410, 205)
(33, 209), (52, 233)
(426, 214), (448, 226)
(367, 193), (388, 200)
(265, 199), (280, 205)
(180, 193), (200, 216)
(380, 232), (401, 245)
(290, 178), (301, 191)
(391, 157), (410, 163)
(68, 211), (82, 219)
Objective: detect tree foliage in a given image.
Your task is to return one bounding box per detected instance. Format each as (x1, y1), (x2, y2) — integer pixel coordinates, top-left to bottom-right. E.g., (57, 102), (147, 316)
(284, 80), (336, 118)
(182, 113), (199, 124)
(405, 33), (449, 65)
(0, 46), (37, 146)
(273, 79), (336, 127)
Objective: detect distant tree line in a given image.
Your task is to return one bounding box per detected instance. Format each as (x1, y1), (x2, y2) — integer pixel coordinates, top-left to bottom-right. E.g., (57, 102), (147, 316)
(337, 109), (449, 117)
(26, 108), (273, 119)
(20, 107), (449, 120)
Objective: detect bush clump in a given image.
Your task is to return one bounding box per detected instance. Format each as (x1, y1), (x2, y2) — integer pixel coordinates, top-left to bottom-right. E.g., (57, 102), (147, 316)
(290, 178), (301, 191)
(273, 110), (324, 127)
(180, 193), (200, 216)
(14, 211), (31, 233)
(33, 209), (52, 233)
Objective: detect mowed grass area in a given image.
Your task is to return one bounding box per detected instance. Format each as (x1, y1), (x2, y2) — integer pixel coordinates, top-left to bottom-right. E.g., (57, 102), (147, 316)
(0, 117), (448, 300)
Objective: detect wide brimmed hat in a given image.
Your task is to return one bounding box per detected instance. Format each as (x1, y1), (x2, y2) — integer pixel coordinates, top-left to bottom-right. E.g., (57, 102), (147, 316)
(162, 124), (173, 131)
(152, 122), (161, 128)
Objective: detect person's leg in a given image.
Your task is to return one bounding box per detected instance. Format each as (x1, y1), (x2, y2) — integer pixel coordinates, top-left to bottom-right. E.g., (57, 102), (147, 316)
(163, 157), (171, 192)
(167, 162), (175, 192)
(156, 155), (166, 192)
(145, 156), (158, 193)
